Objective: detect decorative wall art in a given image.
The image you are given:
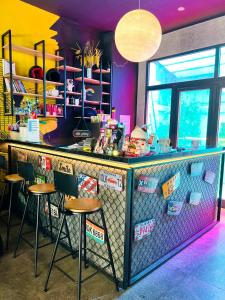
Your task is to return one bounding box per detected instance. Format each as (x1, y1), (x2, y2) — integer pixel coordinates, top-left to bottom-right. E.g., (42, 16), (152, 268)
(167, 200), (183, 216)
(38, 155), (52, 171)
(35, 174), (46, 184)
(58, 162), (73, 175)
(137, 175), (159, 193)
(191, 162), (203, 177)
(86, 219), (105, 245)
(78, 173), (98, 196)
(204, 170), (216, 185)
(17, 151), (28, 162)
(162, 172), (180, 199)
(134, 219), (156, 241)
(99, 170), (123, 191)
(189, 192), (202, 205)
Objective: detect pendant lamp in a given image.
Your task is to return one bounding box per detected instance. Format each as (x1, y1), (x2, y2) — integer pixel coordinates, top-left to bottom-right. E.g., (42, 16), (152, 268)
(115, 9), (162, 62)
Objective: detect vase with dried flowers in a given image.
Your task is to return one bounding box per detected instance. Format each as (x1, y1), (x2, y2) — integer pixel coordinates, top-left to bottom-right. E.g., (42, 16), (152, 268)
(73, 41), (102, 79)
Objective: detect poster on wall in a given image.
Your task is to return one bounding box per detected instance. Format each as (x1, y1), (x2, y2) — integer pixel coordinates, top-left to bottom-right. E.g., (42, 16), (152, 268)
(134, 219), (156, 241)
(204, 170), (216, 185)
(35, 174), (46, 184)
(137, 176), (159, 193)
(189, 192), (202, 205)
(167, 201), (183, 216)
(17, 151), (28, 162)
(45, 202), (59, 218)
(191, 162), (203, 177)
(162, 172), (180, 199)
(86, 219), (105, 245)
(78, 173), (98, 196)
(58, 162), (73, 175)
(38, 155), (52, 171)
(99, 171), (123, 191)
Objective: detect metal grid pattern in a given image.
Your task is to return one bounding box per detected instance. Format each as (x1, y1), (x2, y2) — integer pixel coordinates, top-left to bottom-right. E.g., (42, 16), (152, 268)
(131, 155), (221, 278)
(10, 146), (127, 282)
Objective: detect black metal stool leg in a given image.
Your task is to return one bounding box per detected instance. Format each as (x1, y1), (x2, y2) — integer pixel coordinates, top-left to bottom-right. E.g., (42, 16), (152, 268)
(99, 209), (119, 291)
(83, 213), (88, 268)
(34, 195), (40, 277)
(6, 182), (13, 250)
(44, 213), (66, 292)
(47, 194), (53, 241)
(13, 194), (30, 258)
(64, 215), (73, 255)
(77, 214), (83, 300)
(0, 182), (6, 213)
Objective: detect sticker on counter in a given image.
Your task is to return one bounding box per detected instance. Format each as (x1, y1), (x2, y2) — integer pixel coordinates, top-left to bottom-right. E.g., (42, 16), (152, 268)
(86, 219), (105, 245)
(189, 192), (202, 205)
(167, 201), (183, 216)
(204, 170), (216, 185)
(17, 151), (28, 162)
(134, 219), (155, 241)
(38, 155), (52, 171)
(191, 162), (203, 177)
(162, 172), (180, 199)
(99, 171), (123, 191)
(58, 162), (73, 175)
(35, 174), (46, 184)
(78, 173), (98, 196)
(137, 176), (159, 193)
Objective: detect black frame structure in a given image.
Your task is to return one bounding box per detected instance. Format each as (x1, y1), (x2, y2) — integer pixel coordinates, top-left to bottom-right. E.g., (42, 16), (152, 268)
(146, 43), (225, 148)
(1, 29), (66, 117)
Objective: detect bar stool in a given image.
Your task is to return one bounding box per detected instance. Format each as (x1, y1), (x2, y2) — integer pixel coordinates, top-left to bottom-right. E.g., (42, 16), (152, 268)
(0, 156), (25, 250)
(44, 171), (118, 300)
(14, 178), (57, 277)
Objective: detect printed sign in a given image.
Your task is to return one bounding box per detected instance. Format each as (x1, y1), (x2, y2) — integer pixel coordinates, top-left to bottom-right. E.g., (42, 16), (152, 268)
(35, 174), (46, 184)
(162, 172), (180, 199)
(78, 173), (98, 196)
(38, 155), (52, 171)
(27, 119), (40, 142)
(134, 219), (155, 241)
(45, 202), (59, 218)
(58, 162), (73, 175)
(167, 201), (183, 216)
(191, 162), (203, 177)
(189, 192), (202, 205)
(17, 151), (28, 162)
(99, 171), (123, 192)
(137, 176), (159, 193)
(86, 219), (105, 244)
(204, 170), (216, 185)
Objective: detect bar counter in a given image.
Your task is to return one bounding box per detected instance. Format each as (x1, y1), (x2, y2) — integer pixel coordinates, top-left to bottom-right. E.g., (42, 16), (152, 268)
(1, 140), (224, 288)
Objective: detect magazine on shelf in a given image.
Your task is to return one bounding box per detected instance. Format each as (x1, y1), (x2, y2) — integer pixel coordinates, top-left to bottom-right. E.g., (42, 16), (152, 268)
(2, 59), (16, 75)
(4, 78), (27, 93)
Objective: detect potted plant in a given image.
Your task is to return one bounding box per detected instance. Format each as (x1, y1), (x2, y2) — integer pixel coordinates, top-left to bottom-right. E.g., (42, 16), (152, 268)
(74, 41), (102, 79)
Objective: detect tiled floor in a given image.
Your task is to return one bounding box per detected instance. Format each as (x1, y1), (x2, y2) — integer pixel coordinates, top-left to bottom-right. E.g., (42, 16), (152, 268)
(1, 211), (225, 300)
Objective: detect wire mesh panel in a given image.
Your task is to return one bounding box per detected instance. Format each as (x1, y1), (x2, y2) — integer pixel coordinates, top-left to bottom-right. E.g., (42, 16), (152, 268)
(10, 146), (128, 282)
(131, 155), (221, 279)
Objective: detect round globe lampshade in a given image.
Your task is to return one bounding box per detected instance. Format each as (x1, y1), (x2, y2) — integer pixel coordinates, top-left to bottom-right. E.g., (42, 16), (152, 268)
(115, 9), (162, 62)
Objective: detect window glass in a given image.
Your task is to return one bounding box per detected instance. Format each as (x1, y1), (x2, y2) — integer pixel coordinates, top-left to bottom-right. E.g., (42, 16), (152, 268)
(148, 49), (216, 86)
(218, 88), (225, 146)
(147, 89), (171, 138)
(219, 46), (225, 77)
(178, 89), (210, 148)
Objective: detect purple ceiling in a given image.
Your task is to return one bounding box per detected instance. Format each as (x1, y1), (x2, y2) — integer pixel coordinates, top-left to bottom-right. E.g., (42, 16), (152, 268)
(23, 0), (225, 33)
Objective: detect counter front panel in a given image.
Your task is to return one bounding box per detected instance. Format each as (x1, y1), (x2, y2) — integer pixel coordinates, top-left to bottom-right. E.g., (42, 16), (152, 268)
(131, 154), (221, 281)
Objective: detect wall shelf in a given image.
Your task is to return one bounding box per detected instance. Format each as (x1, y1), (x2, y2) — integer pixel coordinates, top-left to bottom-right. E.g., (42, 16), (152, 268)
(75, 77), (110, 85)
(4, 91), (64, 100)
(2, 44), (64, 61)
(93, 68), (110, 74)
(60, 91), (81, 96)
(58, 65), (82, 72)
(4, 74), (64, 86)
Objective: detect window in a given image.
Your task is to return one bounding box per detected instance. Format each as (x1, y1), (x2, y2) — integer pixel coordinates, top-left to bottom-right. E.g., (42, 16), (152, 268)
(146, 89), (171, 139)
(148, 49), (216, 86)
(218, 88), (225, 146)
(219, 46), (225, 77)
(177, 89), (210, 148)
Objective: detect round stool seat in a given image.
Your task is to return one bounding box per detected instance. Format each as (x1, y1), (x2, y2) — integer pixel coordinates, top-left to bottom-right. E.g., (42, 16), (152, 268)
(5, 173), (24, 183)
(64, 198), (102, 214)
(28, 183), (56, 195)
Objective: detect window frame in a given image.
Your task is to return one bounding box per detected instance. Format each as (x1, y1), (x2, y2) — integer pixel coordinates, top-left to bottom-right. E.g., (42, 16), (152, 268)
(146, 44), (225, 147)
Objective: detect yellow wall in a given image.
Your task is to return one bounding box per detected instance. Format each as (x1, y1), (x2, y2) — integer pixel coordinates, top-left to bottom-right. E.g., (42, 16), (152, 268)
(0, 0), (59, 132)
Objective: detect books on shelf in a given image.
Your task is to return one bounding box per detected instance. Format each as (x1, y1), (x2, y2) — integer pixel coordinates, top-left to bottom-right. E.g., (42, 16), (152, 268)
(2, 59), (16, 75)
(4, 78), (27, 93)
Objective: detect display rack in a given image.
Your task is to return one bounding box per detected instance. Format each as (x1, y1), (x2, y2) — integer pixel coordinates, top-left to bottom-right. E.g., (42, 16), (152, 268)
(1, 29), (66, 117)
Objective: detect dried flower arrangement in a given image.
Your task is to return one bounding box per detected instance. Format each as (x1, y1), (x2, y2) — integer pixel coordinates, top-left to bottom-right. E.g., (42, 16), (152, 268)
(73, 41), (102, 69)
